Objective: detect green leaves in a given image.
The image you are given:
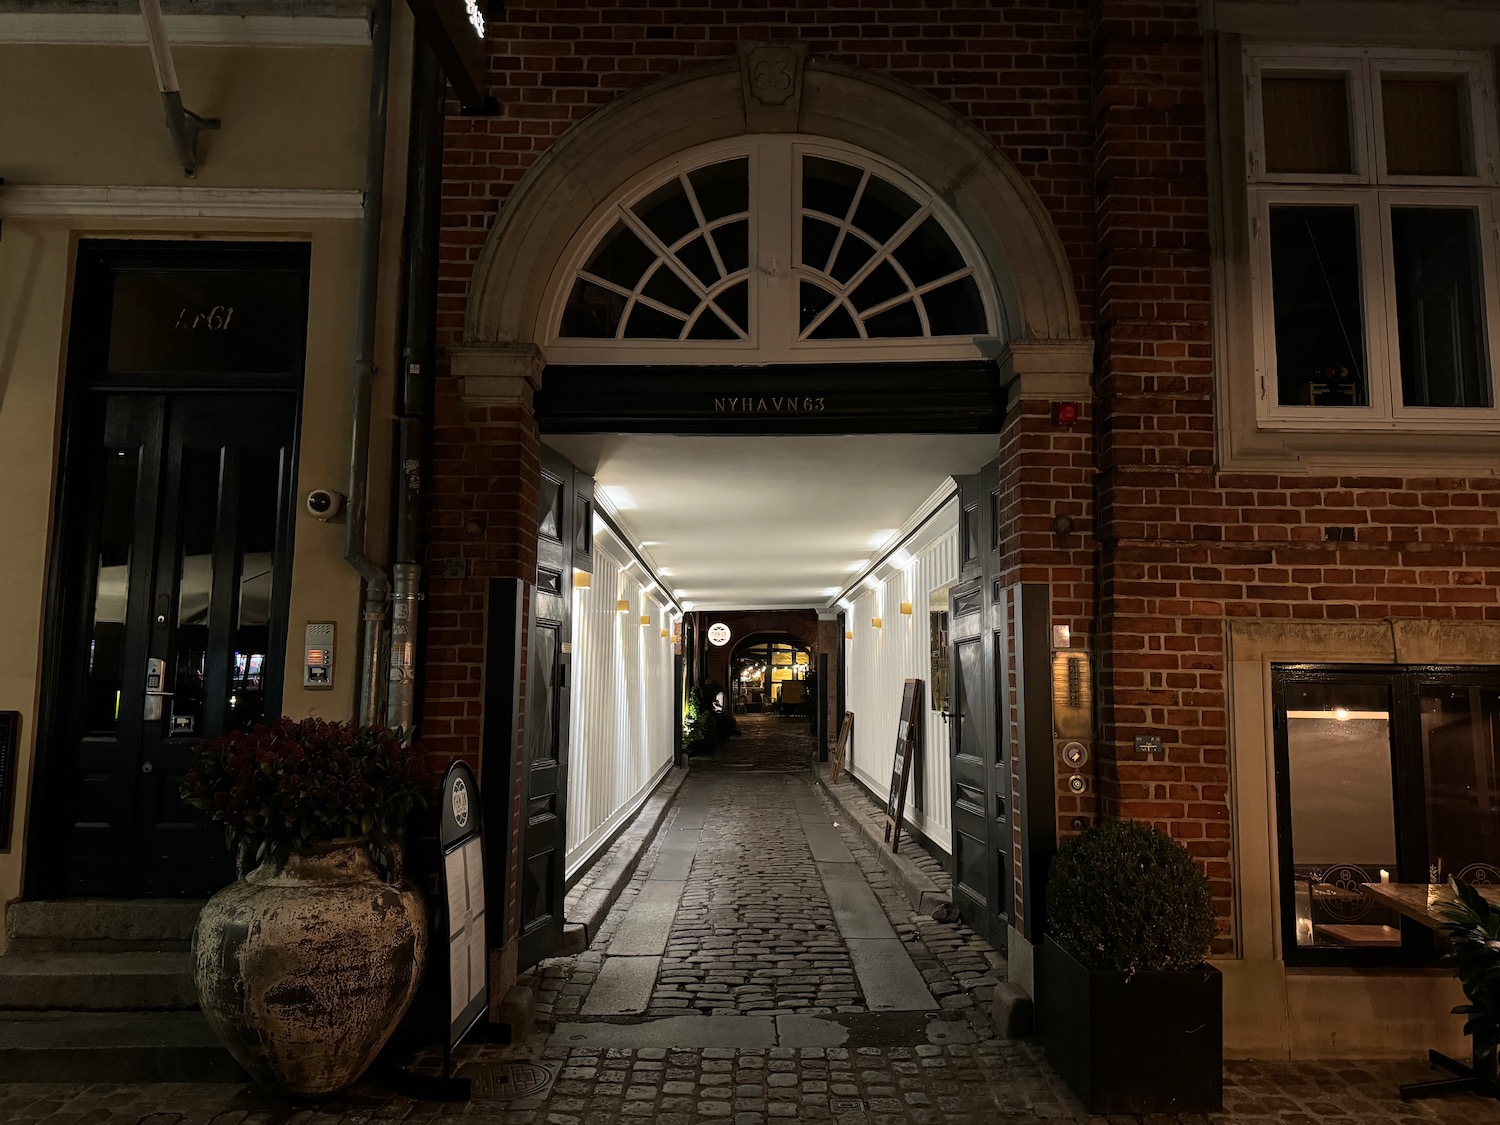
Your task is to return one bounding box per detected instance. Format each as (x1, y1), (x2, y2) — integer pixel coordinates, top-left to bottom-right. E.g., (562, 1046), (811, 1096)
(1437, 878), (1500, 1045)
(1045, 818), (1217, 976)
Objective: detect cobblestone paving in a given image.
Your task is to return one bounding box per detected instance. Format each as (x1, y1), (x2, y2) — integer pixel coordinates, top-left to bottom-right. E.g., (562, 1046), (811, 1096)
(689, 712), (818, 772)
(652, 774), (864, 1015)
(1, 1042), (1497, 1124)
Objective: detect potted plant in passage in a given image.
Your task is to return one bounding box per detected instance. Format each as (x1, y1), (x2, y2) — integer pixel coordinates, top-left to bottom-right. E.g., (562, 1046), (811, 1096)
(1038, 818), (1222, 1114)
(1435, 878), (1500, 1090)
(182, 718), (435, 1099)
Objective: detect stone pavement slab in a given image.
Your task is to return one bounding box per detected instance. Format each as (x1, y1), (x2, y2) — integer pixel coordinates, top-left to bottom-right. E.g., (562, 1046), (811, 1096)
(846, 937), (939, 1012)
(580, 955), (660, 1015)
(607, 881), (684, 955)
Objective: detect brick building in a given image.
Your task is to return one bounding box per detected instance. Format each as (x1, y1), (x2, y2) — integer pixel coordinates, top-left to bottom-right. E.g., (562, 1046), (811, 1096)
(417, 0), (1500, 1060)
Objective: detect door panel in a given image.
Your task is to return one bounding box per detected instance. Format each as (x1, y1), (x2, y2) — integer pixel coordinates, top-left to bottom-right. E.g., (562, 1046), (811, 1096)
(63, 393), (296, 896)
(948, 462), (1010, 950)
(518, 451), (592, 969)
(949, 587), (993, 942)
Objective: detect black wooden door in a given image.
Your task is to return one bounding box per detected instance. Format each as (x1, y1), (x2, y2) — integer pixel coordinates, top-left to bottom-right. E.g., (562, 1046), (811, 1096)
(518, 451), (594, 969)
(948, 462), (1009, 949)
(62, 392), (296, 895)
(948, 579), (993, 942)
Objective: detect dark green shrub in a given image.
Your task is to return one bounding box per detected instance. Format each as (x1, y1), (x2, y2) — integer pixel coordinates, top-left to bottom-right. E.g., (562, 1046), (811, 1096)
(1045, 819), (1216, 975)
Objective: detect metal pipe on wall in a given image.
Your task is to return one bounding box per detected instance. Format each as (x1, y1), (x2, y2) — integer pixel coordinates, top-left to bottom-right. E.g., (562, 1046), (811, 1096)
(346, 0), (394, 728)
(386, 36), (445, 733)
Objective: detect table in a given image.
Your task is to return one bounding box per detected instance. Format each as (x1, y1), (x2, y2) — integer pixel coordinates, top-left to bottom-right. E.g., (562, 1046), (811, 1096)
(1357, 882), (1500, 1103)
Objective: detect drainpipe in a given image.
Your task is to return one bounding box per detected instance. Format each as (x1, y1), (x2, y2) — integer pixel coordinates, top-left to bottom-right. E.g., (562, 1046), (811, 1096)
(137, 0), (219, 176)
(386, 38), (445, 732)
(347, 0), (394, 728)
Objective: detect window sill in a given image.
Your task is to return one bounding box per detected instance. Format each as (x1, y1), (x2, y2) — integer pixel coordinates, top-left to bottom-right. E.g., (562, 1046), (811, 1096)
(1220, 423), (1500, 475)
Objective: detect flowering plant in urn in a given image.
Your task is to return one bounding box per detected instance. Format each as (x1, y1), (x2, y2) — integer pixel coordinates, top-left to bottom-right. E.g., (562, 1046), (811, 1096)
(181, 718), (436, 1100)
(182, 717), (433, 877)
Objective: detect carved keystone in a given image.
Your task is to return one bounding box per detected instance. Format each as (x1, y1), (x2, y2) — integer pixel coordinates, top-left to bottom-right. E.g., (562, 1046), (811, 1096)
(738, 41), (807, 132)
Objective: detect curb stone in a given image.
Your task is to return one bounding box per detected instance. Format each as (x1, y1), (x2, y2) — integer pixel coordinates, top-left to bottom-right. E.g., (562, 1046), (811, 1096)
(812, 762), (948, 917)
(565, 765), (689, 946)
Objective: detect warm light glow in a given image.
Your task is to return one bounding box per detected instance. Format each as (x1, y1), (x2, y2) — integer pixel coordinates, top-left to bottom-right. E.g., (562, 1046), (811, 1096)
(845, 630), (854, 640)
(572, 570), (591, 588)
(600, 485), (637, 510)
(639, 615), (651, 626)
(899, 601), (913, 615)
(661, 629), (670, 638)
(616, 599), (630, 612)
(871, 617), (883, 628)
(1333, 706), (1350, 721)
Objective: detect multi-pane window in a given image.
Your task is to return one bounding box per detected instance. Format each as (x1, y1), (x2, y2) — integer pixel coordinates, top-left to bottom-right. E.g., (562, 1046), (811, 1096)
(1246, 49), (1500, 426)
(554, 140), (993, 356)
(1273, 666), (1500, 964)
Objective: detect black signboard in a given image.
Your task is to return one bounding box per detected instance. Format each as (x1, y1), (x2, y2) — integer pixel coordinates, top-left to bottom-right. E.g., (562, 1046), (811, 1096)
(536, 362), (1004, 435)
(0, 712), (16, 850)
(406, 0), (496, 113)
(439, 760), (488, 1052)
(883, 681), (922, 852)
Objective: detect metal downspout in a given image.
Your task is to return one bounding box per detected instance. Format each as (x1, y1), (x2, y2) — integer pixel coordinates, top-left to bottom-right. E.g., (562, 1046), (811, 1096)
(387, 39), (445, 732)
(347, 0), (394, 728)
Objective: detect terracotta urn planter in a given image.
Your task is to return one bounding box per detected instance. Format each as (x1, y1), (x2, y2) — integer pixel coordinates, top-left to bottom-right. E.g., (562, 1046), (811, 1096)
(192, 839), (427, 1099)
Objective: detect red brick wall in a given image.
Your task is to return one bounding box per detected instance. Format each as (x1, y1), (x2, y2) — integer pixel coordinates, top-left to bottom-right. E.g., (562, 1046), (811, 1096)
(424, 1), (1500, 965)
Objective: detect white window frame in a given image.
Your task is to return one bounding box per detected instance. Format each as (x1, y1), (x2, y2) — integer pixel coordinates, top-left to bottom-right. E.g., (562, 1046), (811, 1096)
(541, 136), (1003, 367)
(1245, 45), (1500, 431)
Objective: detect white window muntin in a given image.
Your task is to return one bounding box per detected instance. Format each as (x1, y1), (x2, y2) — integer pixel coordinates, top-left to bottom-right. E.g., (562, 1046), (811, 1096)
(1251, 187), (1500, 427)
(542, 136), (1000, 366)
(1245, 47), (1497, 188)
(1246, 52), (1371, 185)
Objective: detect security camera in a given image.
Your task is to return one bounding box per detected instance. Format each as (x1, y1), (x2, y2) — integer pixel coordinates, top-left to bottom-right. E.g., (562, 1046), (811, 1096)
(306, 489), (346, 521)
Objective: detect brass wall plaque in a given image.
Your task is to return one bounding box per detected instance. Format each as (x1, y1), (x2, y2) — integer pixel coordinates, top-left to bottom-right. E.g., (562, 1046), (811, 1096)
(1050, 650), (1093, 740)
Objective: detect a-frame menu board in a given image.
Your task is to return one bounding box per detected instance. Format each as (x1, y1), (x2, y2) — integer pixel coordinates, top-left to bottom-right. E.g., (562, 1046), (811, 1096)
(883, 679), (923, 852)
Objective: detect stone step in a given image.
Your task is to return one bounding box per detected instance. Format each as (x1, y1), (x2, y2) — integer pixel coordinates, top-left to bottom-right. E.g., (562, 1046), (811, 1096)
(0, 1011), (244, 1083)
(0, 951), (198, 1011)
(6, 899), (205, 952)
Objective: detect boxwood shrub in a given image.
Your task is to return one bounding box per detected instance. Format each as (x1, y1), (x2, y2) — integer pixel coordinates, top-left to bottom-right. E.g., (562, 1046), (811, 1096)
(1045, 818), (1215, 975)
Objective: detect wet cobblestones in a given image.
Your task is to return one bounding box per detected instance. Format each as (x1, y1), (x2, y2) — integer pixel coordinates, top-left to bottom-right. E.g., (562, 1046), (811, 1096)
(1, 1043), (1496, 1124)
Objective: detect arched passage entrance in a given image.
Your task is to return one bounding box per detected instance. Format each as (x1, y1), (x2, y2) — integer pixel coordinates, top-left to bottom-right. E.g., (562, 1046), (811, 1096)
(434, 49), (1090, 984)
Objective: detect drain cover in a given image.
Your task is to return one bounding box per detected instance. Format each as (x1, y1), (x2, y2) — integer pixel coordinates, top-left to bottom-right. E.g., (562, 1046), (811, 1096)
(463, 1061), (556, 1100)
(830, 1097), (866, 1112)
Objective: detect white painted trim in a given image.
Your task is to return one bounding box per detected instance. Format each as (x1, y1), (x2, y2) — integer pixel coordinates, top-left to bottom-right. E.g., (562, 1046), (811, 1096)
(0, 14), (370, 48)
(564, 757), (673, 882)
(0, 185), (365, 220)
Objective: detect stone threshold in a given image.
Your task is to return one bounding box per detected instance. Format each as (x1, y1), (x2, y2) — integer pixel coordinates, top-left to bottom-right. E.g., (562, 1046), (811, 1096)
(550, 1010), (980, 1050)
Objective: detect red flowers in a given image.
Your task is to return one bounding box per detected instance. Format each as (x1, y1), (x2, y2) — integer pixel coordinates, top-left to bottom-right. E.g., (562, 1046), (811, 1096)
(182, 718), (434, 861)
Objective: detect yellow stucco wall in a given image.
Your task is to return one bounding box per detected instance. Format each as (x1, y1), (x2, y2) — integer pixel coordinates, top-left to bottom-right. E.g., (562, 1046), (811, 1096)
(0, 32), (407, 936)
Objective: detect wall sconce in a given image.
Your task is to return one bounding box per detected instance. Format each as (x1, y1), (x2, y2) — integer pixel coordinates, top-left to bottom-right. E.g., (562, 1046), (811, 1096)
(639, 615), (651, 626)
(660, 628), (670, 638)
(616, 599), (630, 612)
(573, 570), (591, 588)
(899, 602), (913, 615)
(845, 631), (853, 640)
(871, 617), (883, 629)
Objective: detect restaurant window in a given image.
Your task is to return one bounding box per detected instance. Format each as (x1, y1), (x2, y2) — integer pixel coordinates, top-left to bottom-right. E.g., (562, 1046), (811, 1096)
(1245, 48), (1500, 428)
(1273, 666), (1500, 965)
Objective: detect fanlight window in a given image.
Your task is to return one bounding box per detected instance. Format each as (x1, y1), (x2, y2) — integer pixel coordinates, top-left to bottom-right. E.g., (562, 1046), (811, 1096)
(557, 143), (992, 349)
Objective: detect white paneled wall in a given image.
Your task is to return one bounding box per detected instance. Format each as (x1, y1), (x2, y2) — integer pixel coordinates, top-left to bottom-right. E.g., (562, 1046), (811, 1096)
(844, 508), (959, 854)
(565, 540), (676, 879)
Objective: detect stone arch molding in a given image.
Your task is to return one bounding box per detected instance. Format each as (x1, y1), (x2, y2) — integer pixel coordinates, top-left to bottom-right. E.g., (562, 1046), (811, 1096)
(465, 46), (1084, 359)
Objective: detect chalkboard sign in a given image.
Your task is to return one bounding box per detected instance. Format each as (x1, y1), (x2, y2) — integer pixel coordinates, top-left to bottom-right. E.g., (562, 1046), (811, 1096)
(830, 712), (853, 783)
(883, 681), (923, 852)
(0, 712), (16, 851)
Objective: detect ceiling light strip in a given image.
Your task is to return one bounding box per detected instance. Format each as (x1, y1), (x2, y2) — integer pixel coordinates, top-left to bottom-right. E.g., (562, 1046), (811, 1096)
(828, 478), (960, 611)
(591, 503), (683, 615)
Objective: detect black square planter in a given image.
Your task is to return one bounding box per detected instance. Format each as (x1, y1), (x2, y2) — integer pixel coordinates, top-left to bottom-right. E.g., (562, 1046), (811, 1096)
(1037, 935), (1223, 1114)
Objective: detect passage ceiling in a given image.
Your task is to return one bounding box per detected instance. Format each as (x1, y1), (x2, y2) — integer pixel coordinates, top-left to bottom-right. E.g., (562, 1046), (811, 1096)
(544, 433), (998, 610)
